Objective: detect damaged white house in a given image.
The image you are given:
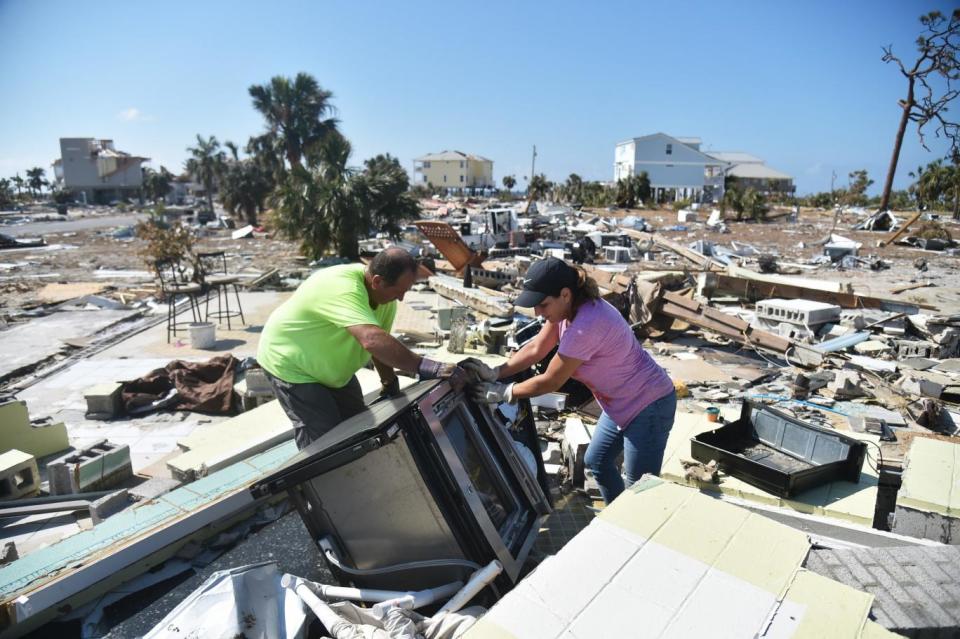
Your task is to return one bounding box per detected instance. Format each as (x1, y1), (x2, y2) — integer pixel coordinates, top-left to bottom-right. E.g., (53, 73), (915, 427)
(52, 138), (149, 204)
(614, 133), (794, 203)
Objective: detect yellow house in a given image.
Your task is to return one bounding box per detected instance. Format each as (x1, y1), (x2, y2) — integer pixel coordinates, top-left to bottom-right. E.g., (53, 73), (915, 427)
(414, 150), (493, 191)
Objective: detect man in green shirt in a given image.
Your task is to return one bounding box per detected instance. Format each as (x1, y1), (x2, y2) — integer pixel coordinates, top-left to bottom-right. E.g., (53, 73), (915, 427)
(258, 248), (464, 448)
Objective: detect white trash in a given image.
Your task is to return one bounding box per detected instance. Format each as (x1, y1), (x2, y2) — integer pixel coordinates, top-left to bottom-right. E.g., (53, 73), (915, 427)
(188, 322), (216, 349)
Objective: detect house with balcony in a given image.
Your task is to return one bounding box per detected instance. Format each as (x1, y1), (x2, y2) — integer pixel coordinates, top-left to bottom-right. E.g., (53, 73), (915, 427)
(54, 138), (149, 204)
(614, 133), (727, 203)
(414, 151), (494, 193)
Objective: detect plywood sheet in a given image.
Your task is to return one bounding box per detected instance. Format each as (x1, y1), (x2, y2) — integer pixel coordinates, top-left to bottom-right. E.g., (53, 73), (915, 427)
(898, 436), (960, 516)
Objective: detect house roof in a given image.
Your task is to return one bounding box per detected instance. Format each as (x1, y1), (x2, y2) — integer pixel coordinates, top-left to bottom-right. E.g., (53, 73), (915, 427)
(727, 163), (793, 180)
(707, 151), (764, 164)
(416, 150), (492, 163)
(630, 133), (729, 164)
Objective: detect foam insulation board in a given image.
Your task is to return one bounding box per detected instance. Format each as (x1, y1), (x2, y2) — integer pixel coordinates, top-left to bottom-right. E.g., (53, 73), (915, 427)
(465, 477), (884, 639)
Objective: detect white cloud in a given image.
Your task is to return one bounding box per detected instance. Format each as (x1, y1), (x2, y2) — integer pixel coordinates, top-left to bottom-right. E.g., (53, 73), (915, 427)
(117, 107), (153, 122)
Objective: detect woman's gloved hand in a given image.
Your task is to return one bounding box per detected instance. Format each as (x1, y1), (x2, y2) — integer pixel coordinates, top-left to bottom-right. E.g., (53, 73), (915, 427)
(459, 358), (501, 383)
(470, 381), (516, 405)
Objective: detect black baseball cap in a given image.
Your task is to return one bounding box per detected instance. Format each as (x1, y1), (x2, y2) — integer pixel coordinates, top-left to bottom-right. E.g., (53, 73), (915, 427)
(515, 257), (579, 307)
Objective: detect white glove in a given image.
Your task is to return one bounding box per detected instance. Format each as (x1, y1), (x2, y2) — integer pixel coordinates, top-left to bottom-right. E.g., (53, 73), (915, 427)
(470, 381), (515, 404)
(460, 358), (500, 383)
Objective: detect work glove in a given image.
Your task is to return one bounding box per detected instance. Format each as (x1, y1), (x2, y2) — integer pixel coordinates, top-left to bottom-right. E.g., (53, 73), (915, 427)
(379, 377), (402, 399)
(470, 381), (516, 405)
(418, 358), (469, 390)
(459, 358), (501, 383)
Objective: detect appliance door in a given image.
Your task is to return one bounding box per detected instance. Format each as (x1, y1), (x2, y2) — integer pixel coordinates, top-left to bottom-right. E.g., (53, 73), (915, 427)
(290, 429), (469, 590)
(419, 384), (543, 582)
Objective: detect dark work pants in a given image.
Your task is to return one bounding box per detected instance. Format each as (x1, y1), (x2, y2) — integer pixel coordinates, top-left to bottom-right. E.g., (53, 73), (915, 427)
(265, 372), (366, 449)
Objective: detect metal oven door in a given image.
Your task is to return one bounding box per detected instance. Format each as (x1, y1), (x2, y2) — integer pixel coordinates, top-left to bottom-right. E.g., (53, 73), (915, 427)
(419, 383), (544, 581)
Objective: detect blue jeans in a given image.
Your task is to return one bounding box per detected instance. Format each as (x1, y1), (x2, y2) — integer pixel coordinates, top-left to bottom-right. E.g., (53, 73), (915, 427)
(584, 390), (677, 504)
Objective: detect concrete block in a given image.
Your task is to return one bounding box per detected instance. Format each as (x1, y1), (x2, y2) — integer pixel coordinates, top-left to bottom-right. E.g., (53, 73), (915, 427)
(48, 440), (132, 496)
(90, 489), (130, 523)
(0, 399), (69, 458)
(562, 416), (593, 488)
(0, 542), (17, 566)
(755, 298), (841, 326)
(896, 339), (937, 359)
(128, 477), (182, 502)
(541, 441), (562, 464)
(0, 450), (39, 500)
(83, 382), (123, 420)
(855, 340), (893, 356)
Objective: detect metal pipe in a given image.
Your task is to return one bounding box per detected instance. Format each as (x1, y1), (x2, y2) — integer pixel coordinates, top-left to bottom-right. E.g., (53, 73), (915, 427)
(437, 560), (503, 614)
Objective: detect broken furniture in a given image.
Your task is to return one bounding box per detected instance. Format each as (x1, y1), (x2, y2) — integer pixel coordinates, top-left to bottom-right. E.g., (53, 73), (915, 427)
(691, 401), (868, 498)
(251, 380), (550, 595)
(154, 257), (203, 344)
(197, 250), (246, 330)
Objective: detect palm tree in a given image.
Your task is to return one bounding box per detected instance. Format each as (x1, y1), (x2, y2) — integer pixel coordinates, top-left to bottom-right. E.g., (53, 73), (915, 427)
(248, 73), (339, 171)
(185, 135), (225, 213)
(26, 167), (47, 199)
(11, 174), (25, 199)
(271, 133), (418, 260)
(143, 166), (173, 203)
(502, 175), (516, 192)
(565, 173), (583, 204)
(220, 157), (271, 226)
(0, 179), (13, 209)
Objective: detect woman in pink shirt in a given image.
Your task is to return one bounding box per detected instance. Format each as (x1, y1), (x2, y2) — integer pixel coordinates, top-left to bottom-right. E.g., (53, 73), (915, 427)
(466, 257), (676, 504)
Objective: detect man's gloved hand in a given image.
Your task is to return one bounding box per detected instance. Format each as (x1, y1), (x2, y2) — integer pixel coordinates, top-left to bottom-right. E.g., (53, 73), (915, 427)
(459, 358), (500, 383)
(418, 358), (469, 391)
(470, 381), (516, 405)
(379, 376), (401, 399)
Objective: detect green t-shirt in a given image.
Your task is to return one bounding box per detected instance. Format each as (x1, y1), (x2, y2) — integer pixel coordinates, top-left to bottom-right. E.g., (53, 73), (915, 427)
(257, 263), (397, 387)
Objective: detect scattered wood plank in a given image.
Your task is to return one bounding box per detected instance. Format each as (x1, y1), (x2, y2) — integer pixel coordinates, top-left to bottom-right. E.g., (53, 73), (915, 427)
(698, 272), (933, 311)
(891, 282), (934, 295)
(620, 229), (725, 272)
(878, 209), (923, 248)
(428, 274), (513, 318)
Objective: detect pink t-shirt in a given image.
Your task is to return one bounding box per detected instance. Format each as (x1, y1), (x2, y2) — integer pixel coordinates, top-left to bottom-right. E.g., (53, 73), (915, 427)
(558, 299), (674, 428)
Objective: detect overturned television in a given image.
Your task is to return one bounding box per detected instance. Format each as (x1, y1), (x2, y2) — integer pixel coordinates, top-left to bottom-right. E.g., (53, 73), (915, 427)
(250, 379), (551, 598)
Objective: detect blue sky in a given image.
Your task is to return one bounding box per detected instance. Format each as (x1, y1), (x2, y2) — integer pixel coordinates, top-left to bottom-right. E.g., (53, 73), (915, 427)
(0, 0), (955, 195)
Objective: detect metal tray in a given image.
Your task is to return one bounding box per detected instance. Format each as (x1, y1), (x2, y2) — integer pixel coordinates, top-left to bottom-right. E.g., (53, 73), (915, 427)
(690, 401), (868, 498)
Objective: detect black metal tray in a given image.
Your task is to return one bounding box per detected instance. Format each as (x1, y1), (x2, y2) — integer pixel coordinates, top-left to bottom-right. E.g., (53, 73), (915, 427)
(690, 401), (868, 498)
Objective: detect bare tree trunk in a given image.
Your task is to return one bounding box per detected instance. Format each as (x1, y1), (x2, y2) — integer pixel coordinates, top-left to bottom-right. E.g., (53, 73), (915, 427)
(879, 78), (915, 212)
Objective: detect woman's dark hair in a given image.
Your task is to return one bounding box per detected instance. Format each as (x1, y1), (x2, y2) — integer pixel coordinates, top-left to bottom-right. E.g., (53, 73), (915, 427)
(570, 266), (600, 313)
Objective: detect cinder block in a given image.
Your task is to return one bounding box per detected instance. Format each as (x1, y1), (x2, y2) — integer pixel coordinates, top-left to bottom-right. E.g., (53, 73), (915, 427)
(0, 450), (39, 500)
(896, 339), (937, 359)
(755, 298), (841, 326)
(48, 440), (132, 495)
(83, 382), (123, 420)
(90, 489), (129, 523)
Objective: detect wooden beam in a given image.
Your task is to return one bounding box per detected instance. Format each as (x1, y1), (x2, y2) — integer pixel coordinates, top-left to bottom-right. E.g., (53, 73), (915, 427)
(698, 272), (932, 311)
(878, 210), (923, 248)
(659, 291), (792, 353)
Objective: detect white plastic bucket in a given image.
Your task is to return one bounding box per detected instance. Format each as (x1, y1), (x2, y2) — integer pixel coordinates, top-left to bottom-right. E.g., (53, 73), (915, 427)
(188, 322), (216, 349)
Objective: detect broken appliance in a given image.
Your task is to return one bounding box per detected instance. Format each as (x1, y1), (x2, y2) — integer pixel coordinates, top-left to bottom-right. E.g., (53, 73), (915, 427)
(250, 380), (550, 597)
(691, 401), (868, 498)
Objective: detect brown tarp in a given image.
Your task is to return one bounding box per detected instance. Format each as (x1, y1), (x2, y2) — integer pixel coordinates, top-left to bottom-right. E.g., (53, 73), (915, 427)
(121, 354), (239, 415)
